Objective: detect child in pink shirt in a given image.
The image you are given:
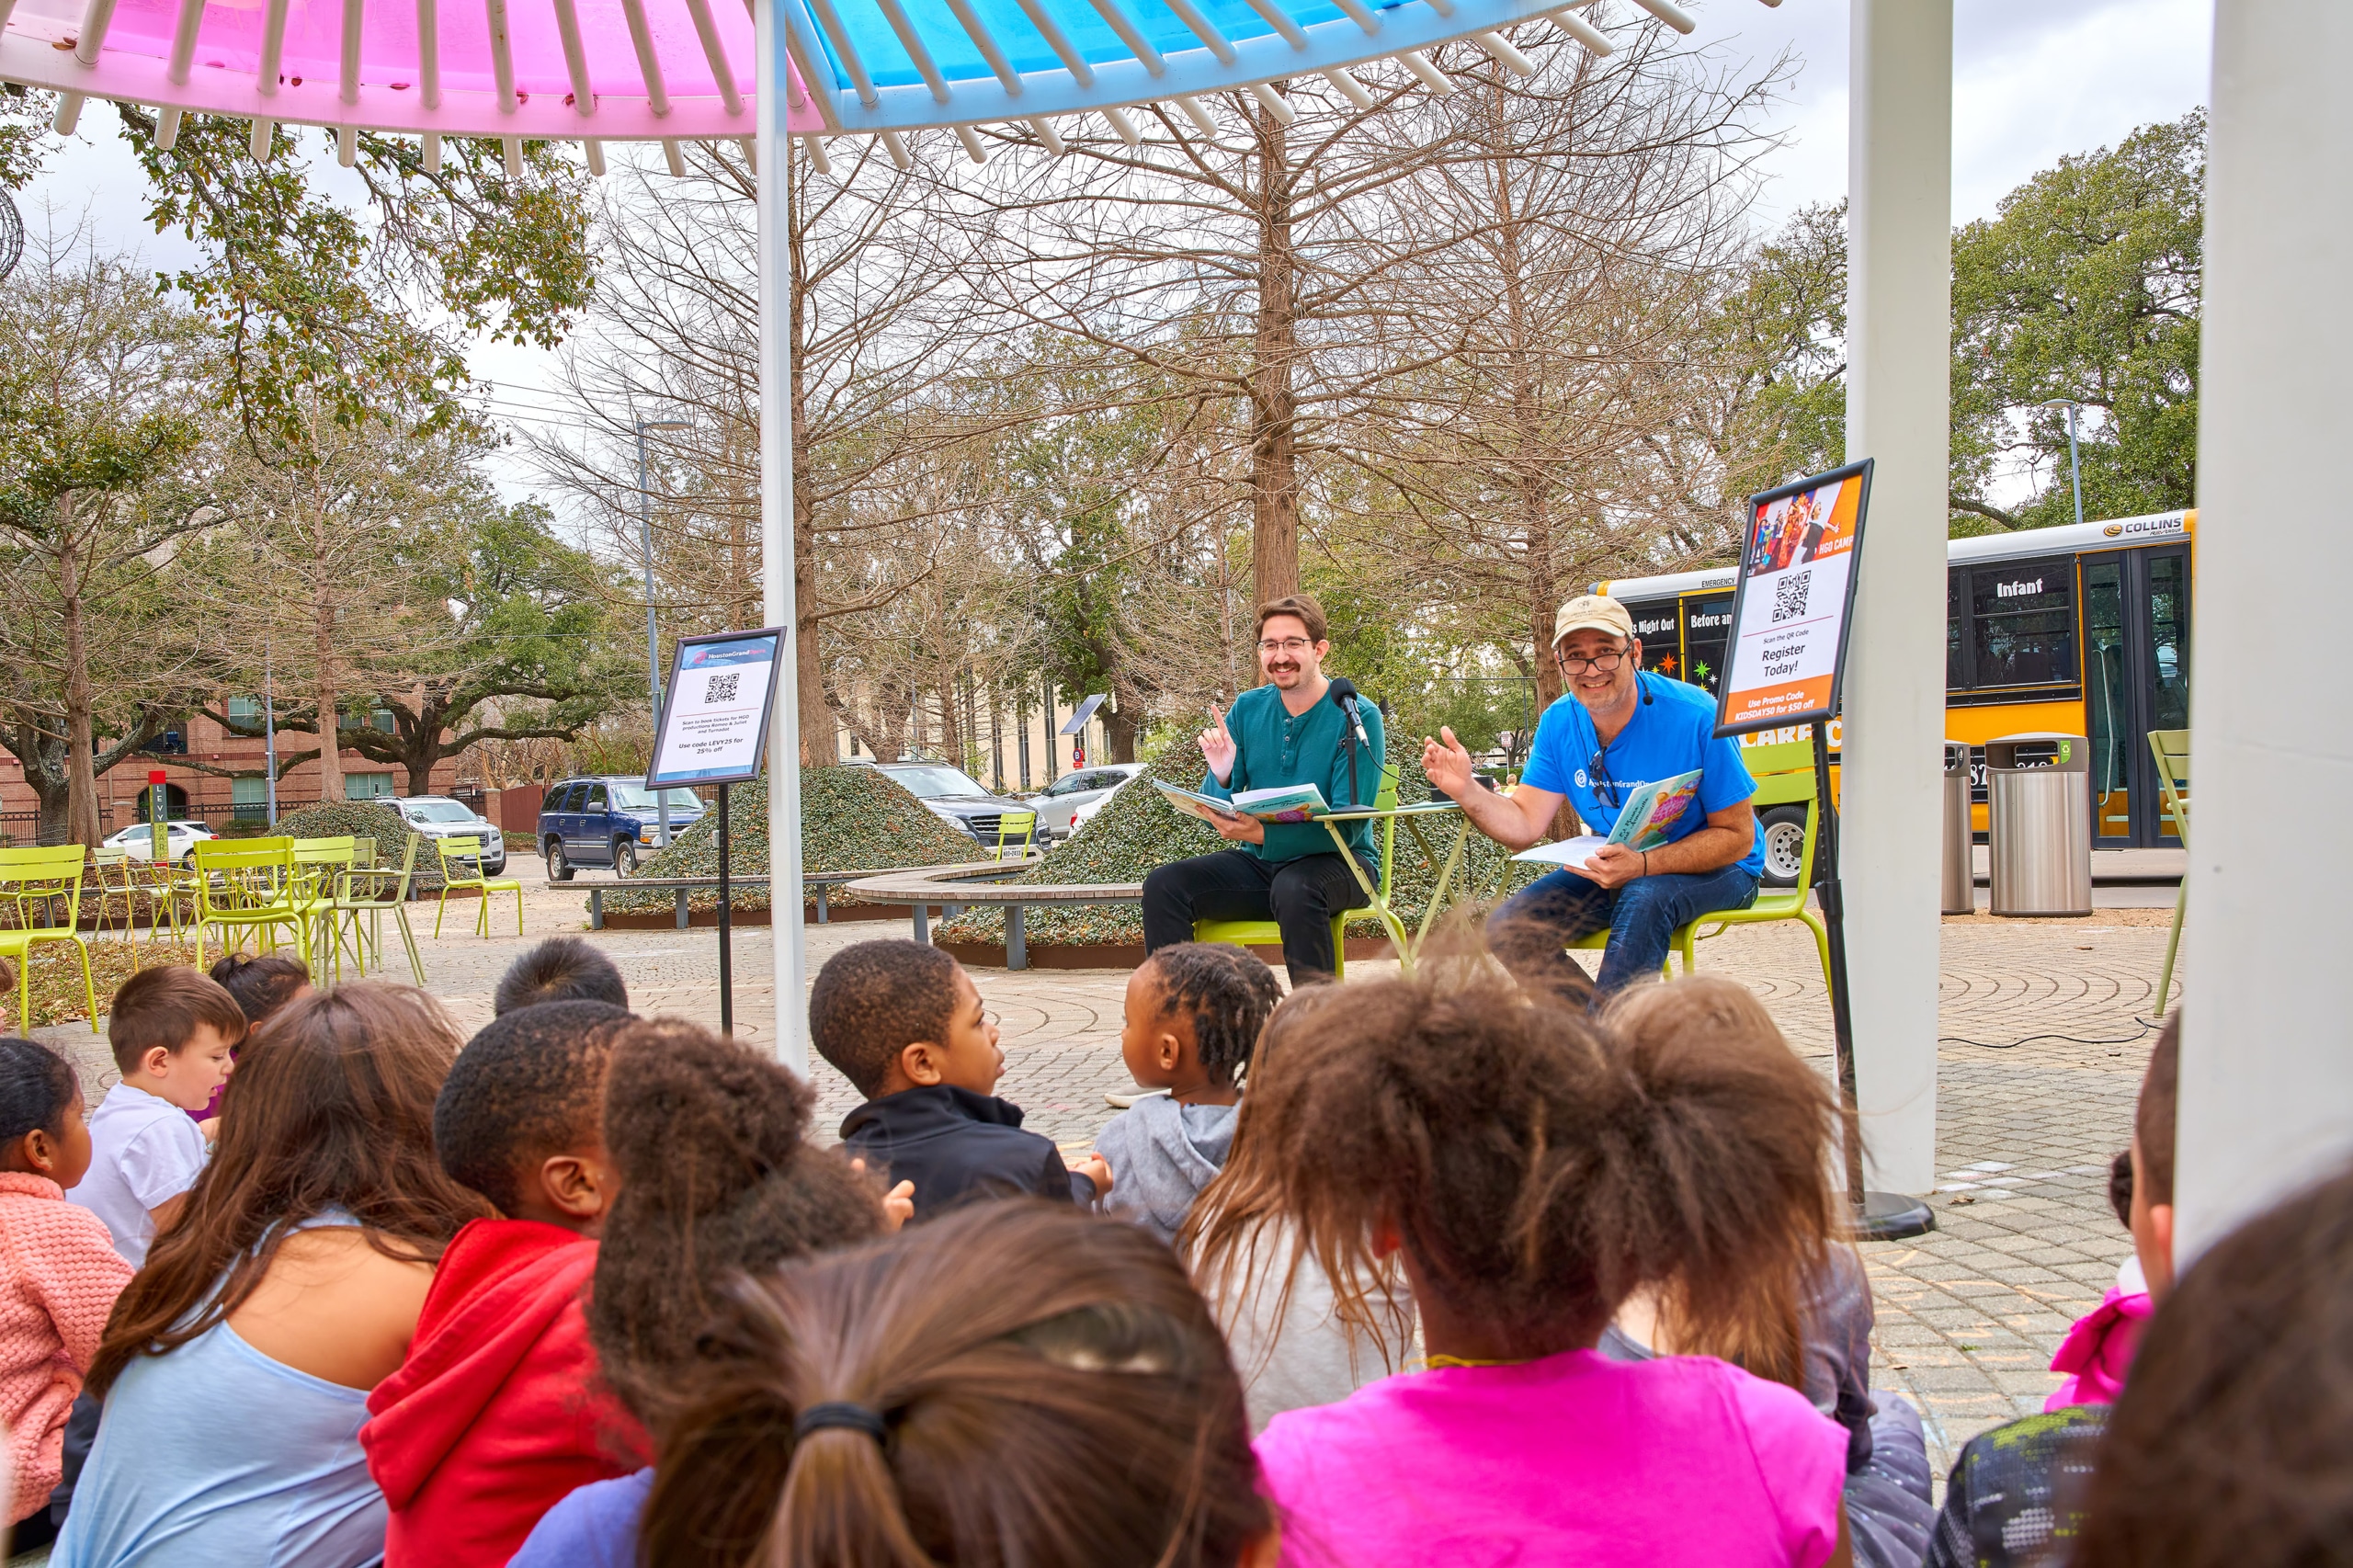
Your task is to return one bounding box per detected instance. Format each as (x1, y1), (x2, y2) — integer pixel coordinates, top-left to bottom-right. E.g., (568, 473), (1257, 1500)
(0, 1038), (133, 1551)
(1231, 970), (1854, 1568)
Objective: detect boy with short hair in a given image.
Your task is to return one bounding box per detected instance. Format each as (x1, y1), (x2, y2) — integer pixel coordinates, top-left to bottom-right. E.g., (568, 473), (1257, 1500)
(1926, 1014), (2181, 1568)
(815, 939), (1101, 1221)
(361, 1000), (644, 1567)
(493, 936), (630, 1017)
(73, 966), (243, 1264)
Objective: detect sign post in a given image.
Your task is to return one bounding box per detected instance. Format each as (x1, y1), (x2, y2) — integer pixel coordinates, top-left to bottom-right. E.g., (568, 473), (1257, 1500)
(646, 628), (786, 1038)
(1713, 459), (1931, 1241)
(148, 770), (168, 864)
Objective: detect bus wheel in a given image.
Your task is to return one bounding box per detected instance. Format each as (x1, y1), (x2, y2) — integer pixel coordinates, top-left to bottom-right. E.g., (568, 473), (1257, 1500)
(1760, 806), (1809, 890)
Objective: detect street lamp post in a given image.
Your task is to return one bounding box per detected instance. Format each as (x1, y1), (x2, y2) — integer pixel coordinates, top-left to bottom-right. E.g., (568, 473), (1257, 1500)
(2040, 399), (2086, 531)
(635, 418), (691, 849)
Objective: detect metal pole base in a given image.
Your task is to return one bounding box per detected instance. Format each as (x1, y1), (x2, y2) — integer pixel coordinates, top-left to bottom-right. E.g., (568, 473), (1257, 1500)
(1850, 1190), (1937, 1242)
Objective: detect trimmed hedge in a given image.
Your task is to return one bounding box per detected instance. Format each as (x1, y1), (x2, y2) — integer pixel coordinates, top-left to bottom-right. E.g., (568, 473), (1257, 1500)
(271, 801), (451, 892)
(598, 767), (981, 918)
(935, 713), (1541, 949)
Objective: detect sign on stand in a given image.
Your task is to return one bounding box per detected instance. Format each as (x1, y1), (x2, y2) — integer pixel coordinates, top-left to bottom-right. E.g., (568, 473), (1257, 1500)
(648, 629), (785, 1037)
(1712, 460), (1926, 1240)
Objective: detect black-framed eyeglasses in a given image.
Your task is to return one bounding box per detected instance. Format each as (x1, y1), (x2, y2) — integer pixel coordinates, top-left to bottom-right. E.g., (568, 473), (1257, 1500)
(1556, 649), (1629, 675)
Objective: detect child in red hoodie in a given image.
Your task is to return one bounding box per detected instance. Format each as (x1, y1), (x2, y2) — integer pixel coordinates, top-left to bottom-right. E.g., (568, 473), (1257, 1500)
(361, 999), (647, 1568)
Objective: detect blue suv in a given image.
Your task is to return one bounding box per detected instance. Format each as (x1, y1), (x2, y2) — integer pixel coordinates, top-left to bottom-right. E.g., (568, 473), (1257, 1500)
(538, 777), (705, 880)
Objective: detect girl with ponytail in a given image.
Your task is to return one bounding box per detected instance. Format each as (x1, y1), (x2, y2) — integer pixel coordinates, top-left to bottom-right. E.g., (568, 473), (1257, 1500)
(639, 1201), (1276, 1568)
(1241, 962), (1856, 1568)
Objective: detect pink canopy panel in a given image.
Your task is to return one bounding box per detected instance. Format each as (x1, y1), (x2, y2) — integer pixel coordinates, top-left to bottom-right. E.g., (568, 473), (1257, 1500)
(0, 0), (822, 155)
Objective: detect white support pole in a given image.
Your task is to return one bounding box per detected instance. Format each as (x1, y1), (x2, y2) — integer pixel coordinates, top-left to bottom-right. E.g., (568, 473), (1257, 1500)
(2177, 0), (2353, 1257)
(1840, 0), (1949, 1197)
(756, 0), (809, 1074)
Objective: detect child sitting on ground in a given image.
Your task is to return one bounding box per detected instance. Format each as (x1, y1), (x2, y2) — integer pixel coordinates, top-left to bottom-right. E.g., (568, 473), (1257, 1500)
(635, 1201), (1277, 1568)
(2069, 1153), (2353, 1568)
(494, 937), (630, 1017)
(1242, 962), (1853, 1568)
(815, 939), (1101, 1220)
(1598, 978), (1932, 1568)
(2040, 1147), (2151, 1410)
(1927, 1013), (2179, 1568)
(361, 1001), (644, 1568)
(194, 953), (310, 1125)
(72, 966), (243, 1263)
(0, 1039), (131, 1554)
(1094, 942), (1281, 1244)
(509, 1017), (898, 1567)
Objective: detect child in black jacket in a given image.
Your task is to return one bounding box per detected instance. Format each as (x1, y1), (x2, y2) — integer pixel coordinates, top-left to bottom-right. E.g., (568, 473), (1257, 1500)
(814, 940), (1104, 1221)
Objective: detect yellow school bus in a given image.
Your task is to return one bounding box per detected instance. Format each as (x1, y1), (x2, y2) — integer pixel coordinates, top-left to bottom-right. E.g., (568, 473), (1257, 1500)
(1597, 509), (2192, 879)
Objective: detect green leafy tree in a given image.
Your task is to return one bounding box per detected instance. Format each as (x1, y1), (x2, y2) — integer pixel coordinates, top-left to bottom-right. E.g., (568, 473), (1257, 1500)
(1950, 112), (2204, 531)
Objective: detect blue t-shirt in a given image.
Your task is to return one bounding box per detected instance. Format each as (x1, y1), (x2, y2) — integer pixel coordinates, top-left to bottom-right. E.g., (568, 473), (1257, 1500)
(1521, 673), (1763, 878)
(510, 1467), (652, 1568)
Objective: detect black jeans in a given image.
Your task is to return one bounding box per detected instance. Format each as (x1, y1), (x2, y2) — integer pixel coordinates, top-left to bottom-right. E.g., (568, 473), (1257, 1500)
(1142, 849), (1371, 983)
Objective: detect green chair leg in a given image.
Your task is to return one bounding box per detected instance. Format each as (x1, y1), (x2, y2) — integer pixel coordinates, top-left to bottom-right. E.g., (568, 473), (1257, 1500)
(13, 965), (27, 1033)
(395, 906), (426, 985)
(74, 941), (97, 1028)
(2157, 875), (2187, 1017)
(434, 888), (452, 940)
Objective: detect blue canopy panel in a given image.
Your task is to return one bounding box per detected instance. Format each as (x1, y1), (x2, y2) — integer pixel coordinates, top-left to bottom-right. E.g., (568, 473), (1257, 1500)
(777, 0), (1626, 134)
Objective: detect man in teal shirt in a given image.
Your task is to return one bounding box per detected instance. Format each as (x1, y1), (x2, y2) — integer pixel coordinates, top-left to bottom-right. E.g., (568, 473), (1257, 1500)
(1141, 594), (1384, 983)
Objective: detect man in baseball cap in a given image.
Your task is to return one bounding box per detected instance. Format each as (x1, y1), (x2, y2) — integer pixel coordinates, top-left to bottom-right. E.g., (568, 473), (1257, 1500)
(1420, 591), (1764, 999)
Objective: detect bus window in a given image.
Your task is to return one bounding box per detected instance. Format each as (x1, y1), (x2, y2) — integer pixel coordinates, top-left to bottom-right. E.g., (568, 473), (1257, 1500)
(1948, 570), (1964, 687)
(1966, 558), (2076, 687)
(1681, 593), (1732, 696)
(2084, 560), (2133, 840)
(2150, 552), (2189, 733)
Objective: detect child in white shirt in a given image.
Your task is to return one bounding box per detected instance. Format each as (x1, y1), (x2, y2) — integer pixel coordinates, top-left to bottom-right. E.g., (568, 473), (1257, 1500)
(72, 966), (244, 1265)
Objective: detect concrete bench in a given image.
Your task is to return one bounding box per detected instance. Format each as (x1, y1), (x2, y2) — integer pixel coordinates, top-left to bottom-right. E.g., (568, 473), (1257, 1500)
(567, 858), (1039, 930)
(843, 865), (1143, 970)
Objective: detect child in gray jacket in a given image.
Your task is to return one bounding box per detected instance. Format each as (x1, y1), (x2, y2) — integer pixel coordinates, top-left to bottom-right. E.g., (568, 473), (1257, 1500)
(1093, 943), (1281, 1245)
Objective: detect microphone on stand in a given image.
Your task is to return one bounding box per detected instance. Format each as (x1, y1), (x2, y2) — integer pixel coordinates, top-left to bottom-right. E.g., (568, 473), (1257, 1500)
(1327, 677), (1372, 750)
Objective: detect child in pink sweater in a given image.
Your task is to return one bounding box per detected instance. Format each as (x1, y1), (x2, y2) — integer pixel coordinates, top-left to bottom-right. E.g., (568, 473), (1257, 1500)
(0, 1037), (133, 1550)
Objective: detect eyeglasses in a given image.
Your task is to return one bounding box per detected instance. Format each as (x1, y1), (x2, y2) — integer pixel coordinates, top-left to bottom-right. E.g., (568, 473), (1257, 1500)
(1257, 637), (1314, 653)
(1587, 749), (1623, 812)
(1556, 649), (1628, 674)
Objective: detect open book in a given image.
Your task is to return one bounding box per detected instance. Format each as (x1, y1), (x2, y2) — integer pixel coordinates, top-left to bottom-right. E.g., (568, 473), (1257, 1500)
(1513, 767), (1704, 871)
(1154, 779), (1331, 825)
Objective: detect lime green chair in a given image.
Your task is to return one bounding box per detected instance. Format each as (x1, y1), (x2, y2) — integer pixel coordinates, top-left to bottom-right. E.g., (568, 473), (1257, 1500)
(994, 809), (1039, 862)
(0, 846), (98, 1030)
(290, 835), (357, 960)
(1563, 738), (1831, 994)
(331, 834), (426, 983)
(1193, 775), (1398, 980)
(191, 838), (312, 969)
(433, 836), (524, 938)
(2149, 728), (2189, 1015)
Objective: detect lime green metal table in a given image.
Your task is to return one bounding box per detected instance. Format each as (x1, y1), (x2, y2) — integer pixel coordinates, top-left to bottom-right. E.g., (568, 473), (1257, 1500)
(1313, 799), (1470, 972)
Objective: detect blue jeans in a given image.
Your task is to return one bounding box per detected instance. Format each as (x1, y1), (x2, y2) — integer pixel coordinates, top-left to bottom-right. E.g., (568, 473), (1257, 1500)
(1487, 862), (1761, 999)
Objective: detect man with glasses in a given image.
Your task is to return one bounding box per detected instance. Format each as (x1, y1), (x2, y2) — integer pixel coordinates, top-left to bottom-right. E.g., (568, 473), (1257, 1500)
(1422, 595), (1762, 998)
(1141, 593), (1384, 984)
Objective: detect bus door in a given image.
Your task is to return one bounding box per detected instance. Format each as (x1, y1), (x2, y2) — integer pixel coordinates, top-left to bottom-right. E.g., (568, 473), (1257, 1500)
(2082, 545), (2190, 846)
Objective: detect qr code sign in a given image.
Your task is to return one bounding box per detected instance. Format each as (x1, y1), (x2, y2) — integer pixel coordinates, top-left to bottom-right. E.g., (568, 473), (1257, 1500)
(1772, 570), (1812, 624)
(704, 672), (741, 704)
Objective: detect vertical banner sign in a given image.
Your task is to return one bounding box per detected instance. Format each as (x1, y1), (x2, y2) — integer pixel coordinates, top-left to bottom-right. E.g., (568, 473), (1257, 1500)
(649, 629), (785, 1038)
(148, 770), (168, 863)
(1712, 459), (1924, 1239)
(1715, 459), (1874, 738)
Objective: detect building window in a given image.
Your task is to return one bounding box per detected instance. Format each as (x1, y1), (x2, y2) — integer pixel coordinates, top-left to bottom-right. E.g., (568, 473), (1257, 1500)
(227, 696), (264, 726)
(337, 706), (396, 734)
(347, 773), (397, 801)
(232, 777), (268, 821)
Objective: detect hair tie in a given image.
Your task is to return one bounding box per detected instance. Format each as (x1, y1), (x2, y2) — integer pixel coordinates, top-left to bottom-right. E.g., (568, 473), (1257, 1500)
(794, 1402), (890, 1446)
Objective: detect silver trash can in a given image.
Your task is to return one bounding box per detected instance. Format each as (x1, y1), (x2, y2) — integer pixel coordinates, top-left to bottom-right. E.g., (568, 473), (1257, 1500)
(1985, 733), (2093, 917)
(1942, 742), (1973, 915)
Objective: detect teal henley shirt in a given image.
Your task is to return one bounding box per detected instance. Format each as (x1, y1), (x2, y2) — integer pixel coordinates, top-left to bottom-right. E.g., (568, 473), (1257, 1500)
(1200, 682), (1385, 874)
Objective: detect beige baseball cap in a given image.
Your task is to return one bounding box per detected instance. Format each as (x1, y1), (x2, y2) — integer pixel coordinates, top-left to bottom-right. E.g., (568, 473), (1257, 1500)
(1552, 594), (1635, 646)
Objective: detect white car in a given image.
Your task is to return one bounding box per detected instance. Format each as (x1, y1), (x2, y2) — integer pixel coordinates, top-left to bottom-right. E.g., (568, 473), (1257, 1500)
(393, 796), (507, 874)
(1027, 765), (1142, 840)
(101, 821), (216, 866)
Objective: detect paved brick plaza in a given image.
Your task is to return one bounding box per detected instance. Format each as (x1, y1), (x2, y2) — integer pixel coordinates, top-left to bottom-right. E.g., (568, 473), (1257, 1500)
(41, 879), (2179, 1482)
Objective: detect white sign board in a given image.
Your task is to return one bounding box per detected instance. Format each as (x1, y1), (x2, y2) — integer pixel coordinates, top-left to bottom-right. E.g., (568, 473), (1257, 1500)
(1715, 460), (1874, 738)
(647, 628), (784, 789)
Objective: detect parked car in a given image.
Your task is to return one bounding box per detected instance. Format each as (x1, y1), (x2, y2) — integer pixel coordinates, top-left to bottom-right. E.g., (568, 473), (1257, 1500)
(1026, 764), (1142, 841)
(535, 777), (705, 881)
(100, 821), (215, 867)
(393, 796), (509, 878)
(853, 759), (1036, 852)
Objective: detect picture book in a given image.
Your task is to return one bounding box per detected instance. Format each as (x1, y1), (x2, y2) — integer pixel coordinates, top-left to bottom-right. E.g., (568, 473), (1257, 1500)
(1154, 780), (1332, 824)
(1512, 767), (1704, 871)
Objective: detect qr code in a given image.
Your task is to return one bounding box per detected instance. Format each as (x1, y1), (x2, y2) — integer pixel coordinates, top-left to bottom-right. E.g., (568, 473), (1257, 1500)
(704, 673), (740, 704)
(1772, 570), (1812, 624)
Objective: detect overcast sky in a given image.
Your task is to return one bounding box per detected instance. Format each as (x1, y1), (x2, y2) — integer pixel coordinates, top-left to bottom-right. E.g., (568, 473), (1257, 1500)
(17, 0), (2213, 497)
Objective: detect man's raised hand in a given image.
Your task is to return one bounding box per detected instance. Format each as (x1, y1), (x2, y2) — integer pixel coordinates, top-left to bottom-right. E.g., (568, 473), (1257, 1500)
(1199, 703), (1238, 784)
(1421, 726), (1475, 799)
